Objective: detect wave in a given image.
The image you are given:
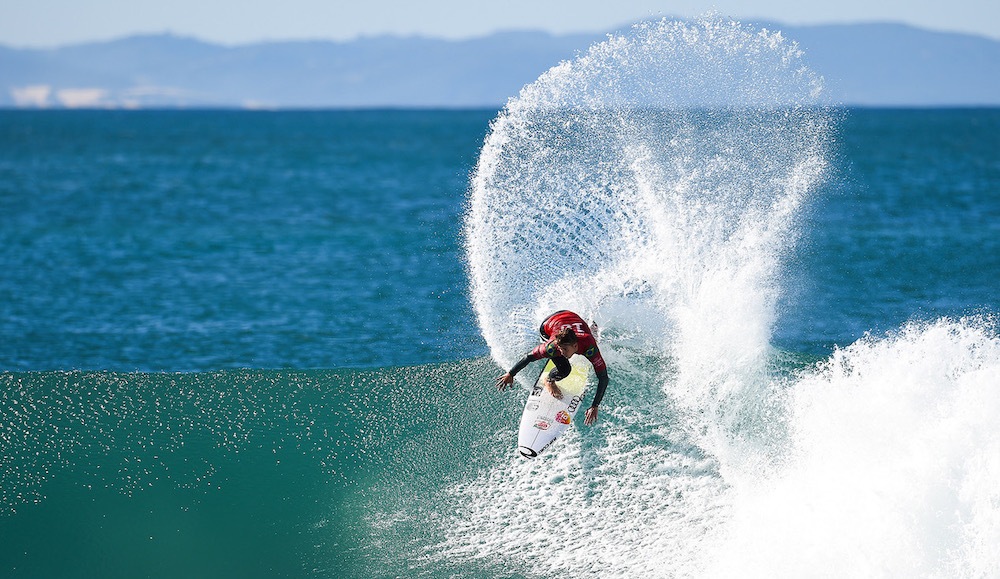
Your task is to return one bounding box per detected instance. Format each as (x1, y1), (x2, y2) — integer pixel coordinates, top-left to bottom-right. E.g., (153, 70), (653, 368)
(0, 361), (513, 576)
(441, 15), (1000, 579)
(710, 318), (1000, 577)
(3, 338), (997, 577)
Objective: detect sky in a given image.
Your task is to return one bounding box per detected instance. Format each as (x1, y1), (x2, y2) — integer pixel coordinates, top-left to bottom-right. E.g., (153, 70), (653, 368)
(2, 0), (999, 48)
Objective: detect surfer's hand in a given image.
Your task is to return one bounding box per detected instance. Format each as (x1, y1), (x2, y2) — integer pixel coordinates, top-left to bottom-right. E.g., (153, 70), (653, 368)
(495, 372), (514, 391)
(544, 379), (563, 400)
(584, 406), (599, 426)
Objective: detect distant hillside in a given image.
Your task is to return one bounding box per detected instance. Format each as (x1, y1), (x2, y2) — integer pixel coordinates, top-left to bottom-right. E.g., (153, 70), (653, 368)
(760, 22), (1000, 106)
(2, 20), (998, 108)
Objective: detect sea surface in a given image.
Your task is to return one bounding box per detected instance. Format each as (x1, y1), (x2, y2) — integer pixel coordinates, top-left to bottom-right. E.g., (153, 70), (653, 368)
(3, 18), (1000, 579)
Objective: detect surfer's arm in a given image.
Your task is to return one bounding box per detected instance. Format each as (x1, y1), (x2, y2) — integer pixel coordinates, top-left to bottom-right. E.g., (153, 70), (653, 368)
(495, 352), (539, 391)
(590, 370), (609, 407)
(508, 353), (538, 377)
(582, 347), (610, 406)
(583, 370), (609, 426)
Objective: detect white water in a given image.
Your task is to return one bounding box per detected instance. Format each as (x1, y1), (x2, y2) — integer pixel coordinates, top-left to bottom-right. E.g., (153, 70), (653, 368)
(710, 319), (1000, 578)
(465, 17), (829, 385)
(449, 15), (1000, 579)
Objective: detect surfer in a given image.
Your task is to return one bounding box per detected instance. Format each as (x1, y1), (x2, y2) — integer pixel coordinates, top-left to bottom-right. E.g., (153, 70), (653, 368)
(495, 310), (609, 425)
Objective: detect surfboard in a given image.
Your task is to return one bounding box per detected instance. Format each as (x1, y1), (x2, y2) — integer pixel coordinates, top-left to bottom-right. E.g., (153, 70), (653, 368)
(517, 357), (590, 458)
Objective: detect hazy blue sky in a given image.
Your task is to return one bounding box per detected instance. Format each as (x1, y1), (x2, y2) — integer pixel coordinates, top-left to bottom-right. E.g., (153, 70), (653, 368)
(3, 0), (999, 47)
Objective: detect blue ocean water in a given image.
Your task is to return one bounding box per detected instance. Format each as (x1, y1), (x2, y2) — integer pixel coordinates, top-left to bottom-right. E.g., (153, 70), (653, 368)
(0, 109), (491, 371)
(3, 18), (1000, 579)
(785, 108), (1000, 354)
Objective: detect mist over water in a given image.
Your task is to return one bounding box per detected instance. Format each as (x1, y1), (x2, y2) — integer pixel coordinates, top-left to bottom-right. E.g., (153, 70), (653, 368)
(456, 16), (1000, 577)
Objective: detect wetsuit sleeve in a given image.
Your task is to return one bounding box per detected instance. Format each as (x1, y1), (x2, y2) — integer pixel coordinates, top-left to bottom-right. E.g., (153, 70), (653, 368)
(508, 352), (539, 377)
(590, 370), (610, 407)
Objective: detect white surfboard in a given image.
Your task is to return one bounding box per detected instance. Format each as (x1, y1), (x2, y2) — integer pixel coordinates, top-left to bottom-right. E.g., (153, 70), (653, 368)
(517, 357), (590, 458)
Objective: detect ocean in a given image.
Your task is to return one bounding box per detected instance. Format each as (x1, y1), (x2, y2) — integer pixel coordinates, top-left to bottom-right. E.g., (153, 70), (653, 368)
(3, 18), (1000, 578)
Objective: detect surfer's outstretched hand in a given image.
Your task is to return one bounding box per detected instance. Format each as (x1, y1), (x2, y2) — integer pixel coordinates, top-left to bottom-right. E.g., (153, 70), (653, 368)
(495, 372), (514, 391)
(584, 406), (599, 426)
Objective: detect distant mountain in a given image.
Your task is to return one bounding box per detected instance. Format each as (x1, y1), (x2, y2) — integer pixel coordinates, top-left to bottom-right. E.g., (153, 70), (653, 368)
(2, 21), (998, 108)
(755, 21), (1000, 106)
